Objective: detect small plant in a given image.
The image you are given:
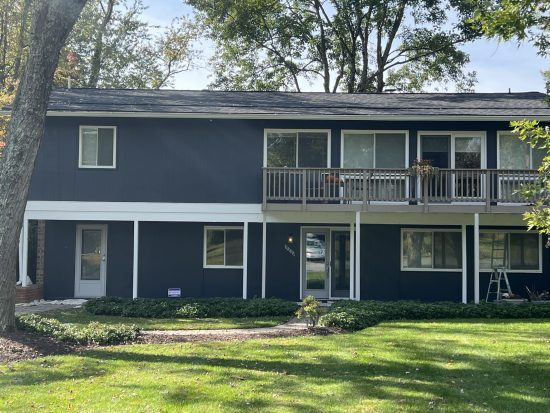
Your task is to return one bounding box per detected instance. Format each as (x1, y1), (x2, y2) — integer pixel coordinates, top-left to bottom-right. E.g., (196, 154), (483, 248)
(525, 286), (550, 301)
(296, 295), (323, 328)
(408, 159), (439, 177)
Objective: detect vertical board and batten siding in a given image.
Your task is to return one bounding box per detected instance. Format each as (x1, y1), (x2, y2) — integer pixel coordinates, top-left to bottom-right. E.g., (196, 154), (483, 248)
(29, 117), (512, 203)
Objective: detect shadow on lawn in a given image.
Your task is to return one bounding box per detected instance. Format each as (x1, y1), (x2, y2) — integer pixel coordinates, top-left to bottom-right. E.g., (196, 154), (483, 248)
(70, 337), (550, 412)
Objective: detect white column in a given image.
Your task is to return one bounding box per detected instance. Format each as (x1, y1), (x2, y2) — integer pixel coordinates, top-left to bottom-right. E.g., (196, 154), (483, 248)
(242, 221), (249, 299)
(355, 211), (361, 301)
(132, 220), (139, 299)
(461, 224), (467, 304)
(21, 218), (29, 287)
(474, 213), (480, 303)
(261, 218), (267, 298)
(350, 222), (355, 300)
(18, 228), (24, 285)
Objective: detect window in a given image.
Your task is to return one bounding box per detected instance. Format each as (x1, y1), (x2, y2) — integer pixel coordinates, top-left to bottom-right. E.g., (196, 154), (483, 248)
(401, 229), (462, 271)
(266, 130), (329, 167)
(498, 132), (545, 169)
(342, 131), (407, 168)
(480, 231), (541, 272)
(79, 126), (116, 168)
(204, 227), (244, 268)
(419, 132), (485, 169)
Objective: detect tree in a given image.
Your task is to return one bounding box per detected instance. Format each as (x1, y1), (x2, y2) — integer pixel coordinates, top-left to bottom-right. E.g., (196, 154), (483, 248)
(475, 1), (550, 240)
(188, 0), (481, 92)
(0, 0), (86, 332)
(54, 0), (197, 89)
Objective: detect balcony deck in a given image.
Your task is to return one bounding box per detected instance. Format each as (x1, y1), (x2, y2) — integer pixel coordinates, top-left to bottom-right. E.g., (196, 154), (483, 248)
(262, 167), (540, 213)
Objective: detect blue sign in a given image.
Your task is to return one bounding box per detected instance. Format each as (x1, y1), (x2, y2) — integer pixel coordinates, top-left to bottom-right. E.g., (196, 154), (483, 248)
(168, 288), (181, 298)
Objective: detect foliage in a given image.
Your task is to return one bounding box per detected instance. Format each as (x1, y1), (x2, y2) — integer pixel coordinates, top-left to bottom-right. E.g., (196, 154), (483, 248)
(295, 295), (322, 327)
(54, 0), (198, 89)
(320, 300), (550, 330)
(408, 158), (439, 176)
(525, 286), (550, 301)
(188, 0), (481, 93)
(84, 297), (299, 319)
(16, 313), (140, 344)
(474, 0), (550, 56)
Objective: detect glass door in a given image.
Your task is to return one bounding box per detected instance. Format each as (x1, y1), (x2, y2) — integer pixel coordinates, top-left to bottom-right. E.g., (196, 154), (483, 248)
(303, 230), (329, 299)
(421, 135), (451, 201)
(75, 224), (107, 298)
(454, 136), (482, 199)
(330, 231), (350, 298)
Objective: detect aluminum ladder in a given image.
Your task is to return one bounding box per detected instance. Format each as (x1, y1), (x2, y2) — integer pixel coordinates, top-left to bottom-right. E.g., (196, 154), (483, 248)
(485, 267), (513, 302)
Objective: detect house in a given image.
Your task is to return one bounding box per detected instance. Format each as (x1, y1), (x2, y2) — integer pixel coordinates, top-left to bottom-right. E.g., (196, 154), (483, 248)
(15, 89), (550, 303)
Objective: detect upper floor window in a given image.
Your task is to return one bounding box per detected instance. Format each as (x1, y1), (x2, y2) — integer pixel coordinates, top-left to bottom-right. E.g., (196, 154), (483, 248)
(265, 130), (329, 167)
(342, 131), (407, 168)
(419, 132), (485, 169)
(79, 126), (116, 168)
(498, 132), (545, 170)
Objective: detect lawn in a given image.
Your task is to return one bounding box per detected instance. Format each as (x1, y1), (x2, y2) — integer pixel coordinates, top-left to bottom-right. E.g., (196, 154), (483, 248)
(2, 319), (550, 412)
(38, 308), (289, 330)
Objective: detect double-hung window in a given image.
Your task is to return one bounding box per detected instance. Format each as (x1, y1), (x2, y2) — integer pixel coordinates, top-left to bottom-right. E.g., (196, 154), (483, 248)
(204, 227), (244, 268)
(479, 231), (541, 272)
(265, 130), (329, 167)
(79, 126), (116, 168)
(401, 229), (462, 271)
(498, 132), (545, 170)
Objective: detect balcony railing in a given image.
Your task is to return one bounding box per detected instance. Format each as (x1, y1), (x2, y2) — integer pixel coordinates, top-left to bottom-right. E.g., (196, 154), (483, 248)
(262, 167), (541, 209)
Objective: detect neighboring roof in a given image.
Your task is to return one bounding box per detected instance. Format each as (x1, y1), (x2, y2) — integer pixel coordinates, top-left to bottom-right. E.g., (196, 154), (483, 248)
(45, 88), (550, 120)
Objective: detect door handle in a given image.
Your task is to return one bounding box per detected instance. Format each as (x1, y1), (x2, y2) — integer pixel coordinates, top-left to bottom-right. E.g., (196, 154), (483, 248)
(101, 255), (106, 262)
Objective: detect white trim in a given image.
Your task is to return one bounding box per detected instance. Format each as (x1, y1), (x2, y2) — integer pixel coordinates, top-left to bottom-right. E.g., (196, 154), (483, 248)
(474, 213), (480, 303)
(75, 224), (108, 298)
(340, 129), (409, 168)
(203, 226), (245, 269)
(18, 228), (24, 285)
(400, 228), (464, 272)
(349, 222), (355, 300)
(417, 131), (487, 169)
(132, 221), (139, 299)
(44, 110), (550, 122)
(242, 222), (249, 299)
(78, 125), (117, 169)
(496, 130), (543, 170)
(478, 229), (543, 273)
(261, 218), (267, 298)
(263, 129), (331, 168)
(461, 224), (467, 304)
(355, 212), (361, 301)
(21, 218), (29, 287)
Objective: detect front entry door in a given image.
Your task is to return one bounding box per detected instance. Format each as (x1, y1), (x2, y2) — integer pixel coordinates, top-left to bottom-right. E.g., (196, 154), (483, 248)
(75, 224), (107, 298)
(330, 231), (351, 298)
(303, 230), (329, 299)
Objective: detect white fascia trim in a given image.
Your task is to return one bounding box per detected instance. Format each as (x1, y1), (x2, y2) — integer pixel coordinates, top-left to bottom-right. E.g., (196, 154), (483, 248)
(44, 110), (550, 122)
(25, 201), (264, 223)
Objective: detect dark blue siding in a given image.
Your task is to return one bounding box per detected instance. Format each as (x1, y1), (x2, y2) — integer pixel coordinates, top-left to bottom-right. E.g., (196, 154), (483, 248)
(30, 117), (515, 203)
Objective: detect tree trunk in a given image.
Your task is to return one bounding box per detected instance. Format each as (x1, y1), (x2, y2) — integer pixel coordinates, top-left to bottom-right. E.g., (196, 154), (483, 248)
(87, 0), (114, 88)
(0, 0), (86, 332)
(12, 0), (32, 86)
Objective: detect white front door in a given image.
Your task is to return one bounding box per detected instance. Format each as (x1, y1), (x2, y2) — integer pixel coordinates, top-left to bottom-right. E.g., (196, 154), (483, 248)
(75, 224), (107, 298)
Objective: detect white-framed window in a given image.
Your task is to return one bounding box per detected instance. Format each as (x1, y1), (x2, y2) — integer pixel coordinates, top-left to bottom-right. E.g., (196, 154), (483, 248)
(418, 131), (486, 169)
(264, 129), (330, 167)
(401, 229), (462, 271)
(497, 131), (545, 170)
(341, 130), (408, 168)
(79, 126), (117, 168)
(203, 227), (244, 268)
(480, 230), (542, 272)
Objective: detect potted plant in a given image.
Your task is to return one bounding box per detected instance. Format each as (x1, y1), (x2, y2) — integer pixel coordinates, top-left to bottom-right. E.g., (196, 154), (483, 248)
(408, 159), (439, 177)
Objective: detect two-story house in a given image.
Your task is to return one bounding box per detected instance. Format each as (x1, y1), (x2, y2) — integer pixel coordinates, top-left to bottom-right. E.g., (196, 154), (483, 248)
(16, 89), (550, 303)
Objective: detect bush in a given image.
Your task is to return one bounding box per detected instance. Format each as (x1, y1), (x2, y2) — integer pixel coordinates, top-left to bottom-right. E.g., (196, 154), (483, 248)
(16, 314), (140, 345)
(319, 300), (550, 331)
(296, 295), (323, 327)
(84, 297), (299, 319)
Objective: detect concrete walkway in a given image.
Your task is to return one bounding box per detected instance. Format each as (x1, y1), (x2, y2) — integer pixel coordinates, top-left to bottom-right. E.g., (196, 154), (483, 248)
(15, 299), (86, 315)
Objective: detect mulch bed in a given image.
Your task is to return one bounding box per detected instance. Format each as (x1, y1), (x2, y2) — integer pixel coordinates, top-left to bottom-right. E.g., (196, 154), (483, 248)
(0, 331), (77, 363)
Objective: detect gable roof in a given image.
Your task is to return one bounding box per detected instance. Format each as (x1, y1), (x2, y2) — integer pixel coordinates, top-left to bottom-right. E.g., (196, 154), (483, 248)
(46, 89), (550, 120)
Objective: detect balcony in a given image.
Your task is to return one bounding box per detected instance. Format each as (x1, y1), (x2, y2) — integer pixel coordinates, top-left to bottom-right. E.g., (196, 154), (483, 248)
(262, 167), (541, 213)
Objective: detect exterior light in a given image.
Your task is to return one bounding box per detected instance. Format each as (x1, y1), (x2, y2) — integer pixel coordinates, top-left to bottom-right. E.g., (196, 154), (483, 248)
(287, 234), (294, 244)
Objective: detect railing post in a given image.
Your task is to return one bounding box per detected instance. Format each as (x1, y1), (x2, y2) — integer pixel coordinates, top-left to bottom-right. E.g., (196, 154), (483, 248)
(262, 168), (267, 210)
(362, 170), (368, 211)
(485, 170), (491, 212)
(302, 169), (307, 208)
(423, 177), (429, 212)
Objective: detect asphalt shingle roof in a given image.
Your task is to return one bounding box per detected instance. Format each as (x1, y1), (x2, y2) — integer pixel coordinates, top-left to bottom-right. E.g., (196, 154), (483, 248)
(46, 89), (550, 118)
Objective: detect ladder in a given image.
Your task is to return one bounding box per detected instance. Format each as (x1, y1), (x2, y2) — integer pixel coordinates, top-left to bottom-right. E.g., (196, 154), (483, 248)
(490, 233), (506, 269)
(485, 267), (513, 302)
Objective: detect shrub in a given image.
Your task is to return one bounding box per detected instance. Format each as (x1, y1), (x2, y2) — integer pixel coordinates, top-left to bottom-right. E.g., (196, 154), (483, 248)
(319, 300), (550, 331)
(296, 295), (323, 327)
(16, 314), (140, 345)
(84, 297), (298, 319)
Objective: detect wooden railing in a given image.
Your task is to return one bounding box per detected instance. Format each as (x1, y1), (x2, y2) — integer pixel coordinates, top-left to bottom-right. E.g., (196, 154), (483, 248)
(262, 167), (541, 208)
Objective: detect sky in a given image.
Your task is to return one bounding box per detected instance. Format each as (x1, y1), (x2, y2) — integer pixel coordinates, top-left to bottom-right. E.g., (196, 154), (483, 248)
(142, 0), (548, 93)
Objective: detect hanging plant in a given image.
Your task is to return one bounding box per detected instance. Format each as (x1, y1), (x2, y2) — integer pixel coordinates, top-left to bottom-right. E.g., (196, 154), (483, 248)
(408, 159), (439, 177)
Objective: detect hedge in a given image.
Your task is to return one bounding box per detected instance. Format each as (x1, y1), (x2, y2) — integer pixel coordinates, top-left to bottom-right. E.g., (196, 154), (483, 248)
(84, 297), (299, 319)
(320, 300), (550, 331)
(16, 314), (140, 345)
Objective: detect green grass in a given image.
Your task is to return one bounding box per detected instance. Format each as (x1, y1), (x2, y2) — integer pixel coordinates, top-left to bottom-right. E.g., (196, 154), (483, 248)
(2, 319), (550, 412)
(37, 308), (289, 331)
